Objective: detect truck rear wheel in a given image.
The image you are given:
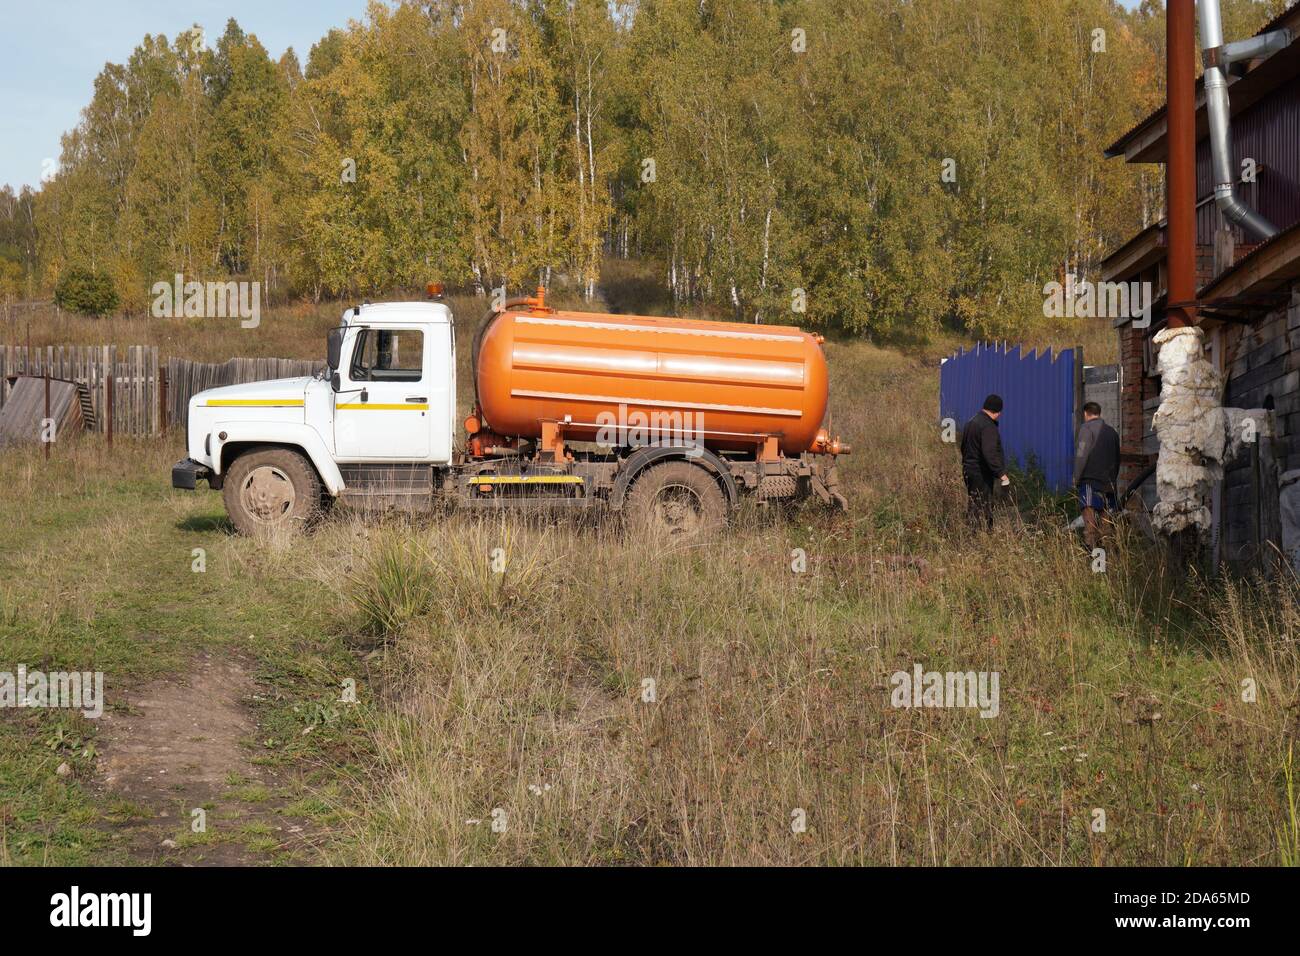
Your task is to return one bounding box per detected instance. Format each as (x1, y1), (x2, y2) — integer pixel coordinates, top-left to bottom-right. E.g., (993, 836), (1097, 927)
(222, 447), (322, 535)
(624, 461), (727, 540)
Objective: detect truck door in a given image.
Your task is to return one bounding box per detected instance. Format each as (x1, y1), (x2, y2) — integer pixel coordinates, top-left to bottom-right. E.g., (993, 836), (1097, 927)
(334, 325), (431, 460)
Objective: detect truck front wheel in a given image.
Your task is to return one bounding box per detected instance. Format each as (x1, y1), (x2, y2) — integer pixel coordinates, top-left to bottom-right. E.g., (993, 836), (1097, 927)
(624, 461), (727, 540)
(222, 447), (323, 535)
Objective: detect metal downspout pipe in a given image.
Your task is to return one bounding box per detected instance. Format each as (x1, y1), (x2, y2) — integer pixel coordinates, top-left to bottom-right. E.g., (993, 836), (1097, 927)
(1199, 0), (1290, 242)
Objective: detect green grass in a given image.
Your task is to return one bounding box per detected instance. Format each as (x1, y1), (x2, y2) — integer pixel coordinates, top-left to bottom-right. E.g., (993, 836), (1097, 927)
(0, 436), (367, 864)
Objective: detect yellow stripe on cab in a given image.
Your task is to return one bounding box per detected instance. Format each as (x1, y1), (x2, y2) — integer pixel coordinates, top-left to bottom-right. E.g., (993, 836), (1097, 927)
(205, 399), (304, 407)
(336, 403), (429, 411)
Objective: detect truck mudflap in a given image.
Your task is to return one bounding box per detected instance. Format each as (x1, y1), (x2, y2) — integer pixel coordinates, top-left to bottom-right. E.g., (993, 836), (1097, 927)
(817, 464), (849, 511)
(172, 458), (220, 491)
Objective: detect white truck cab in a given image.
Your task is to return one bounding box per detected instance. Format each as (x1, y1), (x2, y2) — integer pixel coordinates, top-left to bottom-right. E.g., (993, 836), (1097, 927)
(173, 301), (456, 531)
(329, 302), (456, 464)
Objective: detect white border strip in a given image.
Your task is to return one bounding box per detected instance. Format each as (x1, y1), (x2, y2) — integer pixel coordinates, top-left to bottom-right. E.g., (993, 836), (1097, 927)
(515, 314), (800, 343)
(511, 389), (802, 417)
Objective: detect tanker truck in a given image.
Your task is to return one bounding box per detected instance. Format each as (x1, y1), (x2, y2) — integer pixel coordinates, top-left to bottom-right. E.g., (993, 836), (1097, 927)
(170, 288), (849, 538)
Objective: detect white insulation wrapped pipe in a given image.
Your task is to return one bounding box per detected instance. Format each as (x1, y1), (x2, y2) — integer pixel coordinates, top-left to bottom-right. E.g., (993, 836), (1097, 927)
(1151, 327), (1221, 535)
(1150, 325), (1271, 537)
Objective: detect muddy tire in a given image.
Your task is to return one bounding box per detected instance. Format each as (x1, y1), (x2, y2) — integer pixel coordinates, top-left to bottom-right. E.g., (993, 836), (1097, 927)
(222, 447), (323, 535)
(624, 461), (728, 540)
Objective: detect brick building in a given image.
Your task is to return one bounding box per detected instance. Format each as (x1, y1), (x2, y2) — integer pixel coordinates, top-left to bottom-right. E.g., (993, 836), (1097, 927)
(1102, 5), (1300, 567)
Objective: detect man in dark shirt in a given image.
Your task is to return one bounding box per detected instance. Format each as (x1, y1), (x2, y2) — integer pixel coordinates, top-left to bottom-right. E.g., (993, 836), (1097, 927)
(960, 394), (1008, 531)
(1073, 401), (1120, 548)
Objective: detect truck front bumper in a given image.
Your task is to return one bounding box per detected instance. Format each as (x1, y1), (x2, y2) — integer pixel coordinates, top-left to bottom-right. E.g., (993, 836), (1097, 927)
(172, 458), (221, 491)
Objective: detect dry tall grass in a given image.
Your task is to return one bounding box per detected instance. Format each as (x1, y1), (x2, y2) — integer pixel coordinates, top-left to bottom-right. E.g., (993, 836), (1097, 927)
(289, 339), (1300, 866)
(5, 283), (1282, 865)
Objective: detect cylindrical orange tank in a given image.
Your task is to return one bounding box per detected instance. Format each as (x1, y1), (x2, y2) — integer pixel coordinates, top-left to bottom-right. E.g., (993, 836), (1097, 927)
(475, 307), (830, 454)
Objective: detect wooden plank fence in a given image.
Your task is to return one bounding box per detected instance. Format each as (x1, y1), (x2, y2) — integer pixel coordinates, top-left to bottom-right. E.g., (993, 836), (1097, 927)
(0, 346), (319, 438)
(164, 356), (320, 430)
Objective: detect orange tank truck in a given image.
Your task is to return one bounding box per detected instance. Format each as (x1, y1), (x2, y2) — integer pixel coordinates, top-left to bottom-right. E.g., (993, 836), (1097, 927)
(170, 283), (848, 540)
(472, 292), (842, 456)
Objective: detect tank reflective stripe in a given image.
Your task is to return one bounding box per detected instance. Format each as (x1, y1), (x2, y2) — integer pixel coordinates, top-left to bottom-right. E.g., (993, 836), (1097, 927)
(204, 399), (304, 407)
(511, 344), (805, 386)
(467, 475), (584, 484)
(510, 389), (802, 417)
(514, 314), (801, 342)
(336, 403), (429, 410)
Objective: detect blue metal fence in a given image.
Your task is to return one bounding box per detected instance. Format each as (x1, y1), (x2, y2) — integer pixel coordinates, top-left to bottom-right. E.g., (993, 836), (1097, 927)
(939, 343), (1078, 492)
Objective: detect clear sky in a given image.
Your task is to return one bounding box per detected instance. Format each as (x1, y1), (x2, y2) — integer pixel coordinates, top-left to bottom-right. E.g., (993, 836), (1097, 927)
(0, 0), (1151, 193)
(0, 0), (373, 191)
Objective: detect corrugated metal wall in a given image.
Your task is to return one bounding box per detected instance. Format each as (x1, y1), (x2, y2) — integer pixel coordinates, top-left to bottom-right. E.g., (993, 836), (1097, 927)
(939, 343), (1078, 492)
(1196, 72), (1300, 243)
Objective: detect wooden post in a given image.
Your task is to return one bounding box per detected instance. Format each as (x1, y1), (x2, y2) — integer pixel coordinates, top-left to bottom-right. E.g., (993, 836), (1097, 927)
(44, 372), (50, 461)
(107, 369), (114, 447)
(129, 345), (136, 437)
(152, 346), (160, 435)
(1251, 440), (1262, 568)
(1261, 432), (1282, 573)
(137, 346), (144, 437)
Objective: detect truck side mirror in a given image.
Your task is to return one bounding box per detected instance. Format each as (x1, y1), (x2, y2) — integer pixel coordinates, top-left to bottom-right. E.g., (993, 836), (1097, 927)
(330, 371), (341, 392)
(327, 328), (344, 372)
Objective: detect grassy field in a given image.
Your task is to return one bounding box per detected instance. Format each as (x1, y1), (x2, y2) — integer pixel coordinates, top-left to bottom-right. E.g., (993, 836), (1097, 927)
(1, 294), (1297, 866)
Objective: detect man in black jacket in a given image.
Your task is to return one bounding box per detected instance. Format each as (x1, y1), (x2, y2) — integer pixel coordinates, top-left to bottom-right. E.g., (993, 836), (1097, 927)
(960, 394), (1008, 531)
(1073, 401), (1120, 548)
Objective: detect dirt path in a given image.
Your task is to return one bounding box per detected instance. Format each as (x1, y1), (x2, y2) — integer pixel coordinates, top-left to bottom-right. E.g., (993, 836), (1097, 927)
(95, 652), (317, 865)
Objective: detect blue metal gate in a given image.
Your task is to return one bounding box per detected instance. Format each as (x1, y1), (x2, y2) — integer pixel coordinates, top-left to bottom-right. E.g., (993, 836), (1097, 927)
(939, 343), (1078, 492)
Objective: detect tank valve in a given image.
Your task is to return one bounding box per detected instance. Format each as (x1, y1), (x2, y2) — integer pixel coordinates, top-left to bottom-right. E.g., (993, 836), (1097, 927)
(812, 430), (851, 456)
(528, 284), (552, 314)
